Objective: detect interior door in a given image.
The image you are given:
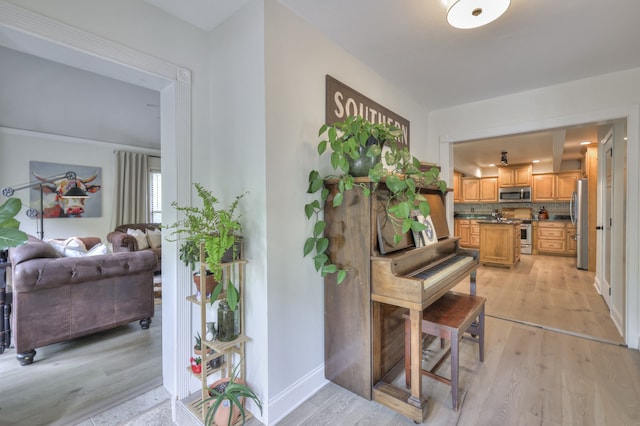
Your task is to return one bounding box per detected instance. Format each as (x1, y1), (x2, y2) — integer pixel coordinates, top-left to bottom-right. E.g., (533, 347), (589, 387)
(602, 134), (613, 309)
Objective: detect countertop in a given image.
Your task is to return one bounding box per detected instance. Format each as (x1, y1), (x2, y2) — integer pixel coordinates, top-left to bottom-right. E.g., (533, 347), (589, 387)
(477, 219), (522, 225)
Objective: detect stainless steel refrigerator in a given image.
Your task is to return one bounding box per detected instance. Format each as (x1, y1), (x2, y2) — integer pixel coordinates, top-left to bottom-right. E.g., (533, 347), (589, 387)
(570, 179), (588, 270)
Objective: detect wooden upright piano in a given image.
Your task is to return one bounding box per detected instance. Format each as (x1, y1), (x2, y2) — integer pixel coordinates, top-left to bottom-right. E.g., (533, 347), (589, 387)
(323, 178), (478, 422)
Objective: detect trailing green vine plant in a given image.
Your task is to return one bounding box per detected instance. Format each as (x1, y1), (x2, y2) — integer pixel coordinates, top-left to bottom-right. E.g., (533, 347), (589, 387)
(303, 116), (447, 284)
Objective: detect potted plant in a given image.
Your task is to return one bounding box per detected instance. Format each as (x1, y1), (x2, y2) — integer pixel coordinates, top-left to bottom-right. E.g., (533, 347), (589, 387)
(0, 197), (28, 251)
(190, 356), (202, 374)
(303, 116), (447, 284)
(167, 183), (245, 307)
(193, 332), (213, 356)
(204, 361), (262, 426)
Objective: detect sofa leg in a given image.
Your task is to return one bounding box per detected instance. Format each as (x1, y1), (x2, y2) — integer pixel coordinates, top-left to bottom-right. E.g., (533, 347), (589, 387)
(140, 318), (152, 329)
(17, 349), (36, 366)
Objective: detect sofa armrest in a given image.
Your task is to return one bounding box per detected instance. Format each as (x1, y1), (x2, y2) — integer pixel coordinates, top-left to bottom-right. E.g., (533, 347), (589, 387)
(107, 231), (138, 252)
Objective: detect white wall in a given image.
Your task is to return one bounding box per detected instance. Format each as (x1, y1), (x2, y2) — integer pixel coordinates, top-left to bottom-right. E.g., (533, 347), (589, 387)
(262, 0), (431, 422)
(428, 68), (640, 349)
(0, 127), (159, 241)
(207, 0), (269, 421)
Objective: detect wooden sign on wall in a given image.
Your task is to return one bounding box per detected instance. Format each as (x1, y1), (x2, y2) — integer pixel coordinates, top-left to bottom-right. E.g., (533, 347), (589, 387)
(325, 75), (410, 147)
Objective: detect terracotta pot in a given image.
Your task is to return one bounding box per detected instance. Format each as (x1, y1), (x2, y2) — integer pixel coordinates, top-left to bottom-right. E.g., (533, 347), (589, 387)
(193, 272), (219, 296)
(208, 377), (246, 426)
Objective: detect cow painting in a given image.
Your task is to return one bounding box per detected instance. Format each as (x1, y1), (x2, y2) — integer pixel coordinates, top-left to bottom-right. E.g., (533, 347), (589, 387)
(32, 171), (102, 218)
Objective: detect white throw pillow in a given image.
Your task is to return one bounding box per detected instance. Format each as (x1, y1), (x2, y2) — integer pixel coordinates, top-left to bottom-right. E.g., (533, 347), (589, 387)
(146, 228), (162, 249)
(47, 237), (88, 257)
(86, 243), (109, 256)
(127, 228), (150, 250)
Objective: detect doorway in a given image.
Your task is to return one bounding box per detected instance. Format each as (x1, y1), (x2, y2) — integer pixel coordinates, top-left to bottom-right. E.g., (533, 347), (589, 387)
(0, 1), (193, 420)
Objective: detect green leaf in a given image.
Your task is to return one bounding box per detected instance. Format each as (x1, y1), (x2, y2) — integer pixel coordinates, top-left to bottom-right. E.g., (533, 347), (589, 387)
(317, 140), (327, 155)
(226, 281), (239, 311)
(401, 219), (412, 234)
(322, 264), (337, 274)
(393, 233), (403, 245)
(304, 203), (315, 219)
(313, 221), (326, 238)
(315, 237), (329, 254)
(0, 197), (21, 222)
(332, 192), (343, 207)
(336, 269), (347, 284)
(303, 238), (316, 256)
(0, 228), (28, 250)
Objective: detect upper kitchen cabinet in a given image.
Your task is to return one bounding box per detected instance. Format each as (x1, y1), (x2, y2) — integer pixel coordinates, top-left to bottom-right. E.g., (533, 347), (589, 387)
(533, 171), (581, 202)
(453, 171), (463, 202)
(498, 165), (532, 187)
(461, 177), (497, 203)
(581, 145), (598, 178)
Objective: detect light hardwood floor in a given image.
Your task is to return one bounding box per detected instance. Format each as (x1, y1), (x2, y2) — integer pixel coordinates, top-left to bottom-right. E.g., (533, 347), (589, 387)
(0, 303), (162, 426)
(3, 255), (637, 425)
(273, 255), (639, 425)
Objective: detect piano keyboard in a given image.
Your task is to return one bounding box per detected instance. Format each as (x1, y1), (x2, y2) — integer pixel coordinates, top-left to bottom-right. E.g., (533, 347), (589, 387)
(412, 255), (475, 290)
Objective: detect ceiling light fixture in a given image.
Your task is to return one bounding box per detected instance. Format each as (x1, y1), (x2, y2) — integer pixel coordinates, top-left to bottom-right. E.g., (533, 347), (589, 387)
(500, 151), (508, 166)
(580, 141), (591, 145)
(446, 0), (511, 29)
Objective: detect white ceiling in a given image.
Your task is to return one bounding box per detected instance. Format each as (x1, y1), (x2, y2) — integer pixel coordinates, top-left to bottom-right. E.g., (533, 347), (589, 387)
(143, 0), (640, 170)
(2, 1), (638, 159)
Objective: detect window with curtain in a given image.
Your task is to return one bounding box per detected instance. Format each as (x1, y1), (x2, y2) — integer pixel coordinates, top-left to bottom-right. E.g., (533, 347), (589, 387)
(150, 169), (161, 223)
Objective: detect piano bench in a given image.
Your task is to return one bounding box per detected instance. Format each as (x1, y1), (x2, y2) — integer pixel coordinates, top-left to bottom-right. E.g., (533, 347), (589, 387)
(403, 291), (486, 411)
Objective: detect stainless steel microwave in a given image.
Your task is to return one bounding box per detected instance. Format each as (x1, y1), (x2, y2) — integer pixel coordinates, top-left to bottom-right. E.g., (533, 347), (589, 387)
(498, 186), (532, 203)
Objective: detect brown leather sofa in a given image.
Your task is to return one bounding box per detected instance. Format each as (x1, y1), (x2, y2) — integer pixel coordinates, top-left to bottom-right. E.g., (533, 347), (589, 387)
(9, 236), (157, 365)
(107, 223), (161, 272)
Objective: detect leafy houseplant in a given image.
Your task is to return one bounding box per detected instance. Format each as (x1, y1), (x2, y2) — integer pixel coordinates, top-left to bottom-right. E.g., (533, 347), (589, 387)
(0, 198), (28, 250)
(303, 116), (447, 284)
(167, 183), (245, 310)
(204, 361), (262, 426)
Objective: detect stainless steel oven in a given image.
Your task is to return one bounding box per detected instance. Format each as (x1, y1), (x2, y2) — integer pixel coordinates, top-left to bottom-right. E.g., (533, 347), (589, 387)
(520, 220), (532, 254)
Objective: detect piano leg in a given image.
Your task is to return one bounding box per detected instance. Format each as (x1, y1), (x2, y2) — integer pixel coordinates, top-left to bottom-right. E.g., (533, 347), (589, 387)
(469, 269), (477, 295)
(409, 308), (423, 403)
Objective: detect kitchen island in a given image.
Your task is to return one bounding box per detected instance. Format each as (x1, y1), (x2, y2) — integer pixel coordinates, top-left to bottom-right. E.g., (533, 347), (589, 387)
(478, 220), (521, 268)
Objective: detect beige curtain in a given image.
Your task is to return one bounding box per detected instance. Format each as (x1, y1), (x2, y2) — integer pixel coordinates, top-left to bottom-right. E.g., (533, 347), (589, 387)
(112, 150), (149, 226)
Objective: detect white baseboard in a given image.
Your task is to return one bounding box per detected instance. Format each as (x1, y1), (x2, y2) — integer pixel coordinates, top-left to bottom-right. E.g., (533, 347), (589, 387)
(268, 363), (328, 425)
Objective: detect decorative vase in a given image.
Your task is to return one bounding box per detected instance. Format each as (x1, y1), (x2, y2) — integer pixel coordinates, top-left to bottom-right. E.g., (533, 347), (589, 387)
(217, 300), (238, 342)
(347, 135), (384, 177)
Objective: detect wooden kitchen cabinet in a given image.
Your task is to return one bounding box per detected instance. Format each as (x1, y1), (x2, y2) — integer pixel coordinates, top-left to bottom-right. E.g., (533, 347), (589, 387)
(479, 177), (498, 202)
(556, 172), (580, 200)
(455, 219), (479, 248)
(479, 222), (520, 268)
(566, 223), (577, 254)
(533, 171), (581, 202)
(460, 177), (497, 203)
(461, 178), (479, 202)
(455, 219), (471, 246)
(470, 220), (480, 247)
(498, 165), (532, 187)
(453, 171), (463, 202)
(536, 221), (576, 256)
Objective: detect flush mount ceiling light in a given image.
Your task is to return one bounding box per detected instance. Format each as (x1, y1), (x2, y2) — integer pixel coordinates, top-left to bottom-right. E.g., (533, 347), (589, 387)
(447, 0), (511, 29)
(501, 151), (508, 166)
